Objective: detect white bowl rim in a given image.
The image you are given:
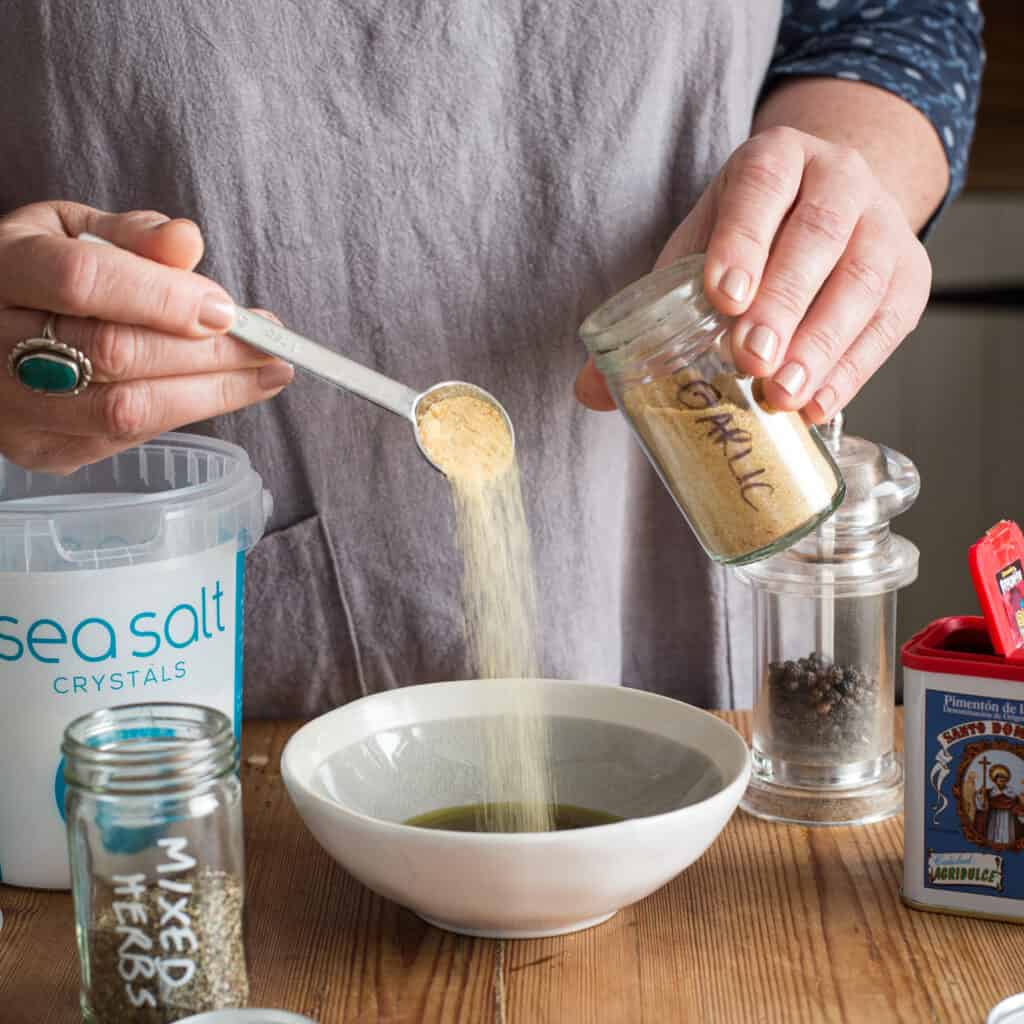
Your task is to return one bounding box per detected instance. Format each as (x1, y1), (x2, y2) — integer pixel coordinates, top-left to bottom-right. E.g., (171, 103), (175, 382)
(280, 678), (752, 844)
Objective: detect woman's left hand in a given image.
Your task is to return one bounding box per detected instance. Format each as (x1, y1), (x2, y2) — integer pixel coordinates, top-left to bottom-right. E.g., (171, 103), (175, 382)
(575, 126), (932, 423)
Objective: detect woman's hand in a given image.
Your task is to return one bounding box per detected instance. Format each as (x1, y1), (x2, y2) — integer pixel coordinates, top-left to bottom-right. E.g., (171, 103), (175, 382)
(0, 201), (293, 474)
(576, 126), (932, 422)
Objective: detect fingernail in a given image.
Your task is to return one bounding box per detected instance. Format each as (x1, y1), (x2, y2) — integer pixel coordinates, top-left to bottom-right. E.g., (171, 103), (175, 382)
(719, 267), (750, 303)
(259, 361), (294, 391)
(742, 324), (777, 364)
(774, 362), (807, 396)
(813, 385), (839, 419)
(199, 293), (236, 332)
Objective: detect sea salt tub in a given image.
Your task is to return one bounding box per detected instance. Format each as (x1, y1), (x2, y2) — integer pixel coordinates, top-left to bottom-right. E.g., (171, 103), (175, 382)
(0, 433), (270, 888)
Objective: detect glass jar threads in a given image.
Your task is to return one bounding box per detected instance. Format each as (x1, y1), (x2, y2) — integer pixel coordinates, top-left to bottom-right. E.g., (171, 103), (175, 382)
(62, 703), (248, 1023)
(578, 254), (845, 565)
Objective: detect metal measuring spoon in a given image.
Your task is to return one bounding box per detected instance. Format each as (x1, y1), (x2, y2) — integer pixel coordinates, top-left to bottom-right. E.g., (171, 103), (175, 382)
(77, 234), (514, 472)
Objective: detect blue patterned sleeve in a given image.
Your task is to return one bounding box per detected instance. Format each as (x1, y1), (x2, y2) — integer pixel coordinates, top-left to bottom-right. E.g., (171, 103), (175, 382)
(765, 0), (985, 227)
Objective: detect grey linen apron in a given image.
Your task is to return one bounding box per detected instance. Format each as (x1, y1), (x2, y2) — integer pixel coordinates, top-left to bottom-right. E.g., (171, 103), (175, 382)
(0, 1), (781, 716)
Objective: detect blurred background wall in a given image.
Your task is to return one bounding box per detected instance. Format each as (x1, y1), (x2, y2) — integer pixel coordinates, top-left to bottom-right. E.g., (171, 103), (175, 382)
(843, 0), (1024, 673)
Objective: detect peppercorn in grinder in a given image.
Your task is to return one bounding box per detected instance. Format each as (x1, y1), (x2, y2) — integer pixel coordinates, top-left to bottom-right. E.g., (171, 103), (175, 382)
(735, 414), (920, 825)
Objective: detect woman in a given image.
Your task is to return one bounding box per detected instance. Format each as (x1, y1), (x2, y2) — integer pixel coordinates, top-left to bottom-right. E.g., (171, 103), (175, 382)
(0, 1), (983, 714)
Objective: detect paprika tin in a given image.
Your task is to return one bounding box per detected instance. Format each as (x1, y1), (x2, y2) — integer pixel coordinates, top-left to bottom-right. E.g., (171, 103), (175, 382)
(902, 616), (1024, 922)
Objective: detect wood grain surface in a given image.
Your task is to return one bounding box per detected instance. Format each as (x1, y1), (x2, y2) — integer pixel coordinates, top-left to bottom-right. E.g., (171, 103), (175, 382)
(3, 712), (1023, 1024)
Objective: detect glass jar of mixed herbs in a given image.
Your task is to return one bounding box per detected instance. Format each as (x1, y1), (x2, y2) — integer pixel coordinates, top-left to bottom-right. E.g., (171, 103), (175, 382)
(63, 703), (247, 1023)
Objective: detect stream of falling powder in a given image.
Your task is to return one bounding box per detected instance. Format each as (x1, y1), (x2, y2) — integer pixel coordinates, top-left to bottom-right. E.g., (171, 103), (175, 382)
(418, 395), (555, 833)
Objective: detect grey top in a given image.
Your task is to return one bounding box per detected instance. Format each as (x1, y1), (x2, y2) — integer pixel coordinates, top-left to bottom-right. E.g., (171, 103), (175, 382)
(1, 1), (782, 715)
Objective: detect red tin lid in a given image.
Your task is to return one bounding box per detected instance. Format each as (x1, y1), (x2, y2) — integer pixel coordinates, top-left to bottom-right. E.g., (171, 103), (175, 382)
(969, 520), (1024, 662)
(901, 616), (1024, 683)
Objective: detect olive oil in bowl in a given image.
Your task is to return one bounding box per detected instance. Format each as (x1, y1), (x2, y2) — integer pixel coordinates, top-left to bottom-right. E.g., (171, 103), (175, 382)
(405, 803), (622, 833)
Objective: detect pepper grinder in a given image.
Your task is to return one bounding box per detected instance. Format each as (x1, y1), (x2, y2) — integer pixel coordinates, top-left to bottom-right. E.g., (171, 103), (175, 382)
(735, 413), (920, 825)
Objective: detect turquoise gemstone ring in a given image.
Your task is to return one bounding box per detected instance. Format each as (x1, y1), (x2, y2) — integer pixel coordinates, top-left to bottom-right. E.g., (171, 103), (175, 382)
(8, 315), (92, 396)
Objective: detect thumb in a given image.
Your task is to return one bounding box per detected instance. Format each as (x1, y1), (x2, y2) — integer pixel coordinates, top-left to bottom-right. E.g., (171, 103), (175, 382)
(574, 357), (617, 411)
(83, 209), (206, 271)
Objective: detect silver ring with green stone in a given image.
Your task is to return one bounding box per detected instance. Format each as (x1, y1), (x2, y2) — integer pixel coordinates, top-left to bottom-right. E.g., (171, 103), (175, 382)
(9, 315), (93, 396)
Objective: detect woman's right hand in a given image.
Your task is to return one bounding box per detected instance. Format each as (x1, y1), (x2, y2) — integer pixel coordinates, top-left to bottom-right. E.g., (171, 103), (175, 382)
(0, 201), (294, 474)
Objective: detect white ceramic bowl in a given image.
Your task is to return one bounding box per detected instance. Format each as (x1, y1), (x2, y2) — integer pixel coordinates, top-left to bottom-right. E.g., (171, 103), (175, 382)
(281, 679), (750, 938)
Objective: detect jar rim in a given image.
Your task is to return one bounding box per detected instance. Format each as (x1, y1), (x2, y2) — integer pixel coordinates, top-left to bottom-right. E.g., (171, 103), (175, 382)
(62, 702), (236, 795)
(579, 254), (719, 356)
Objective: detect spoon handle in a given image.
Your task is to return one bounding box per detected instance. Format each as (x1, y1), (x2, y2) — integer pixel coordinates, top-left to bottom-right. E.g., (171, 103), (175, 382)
(228, 307), (419, 420)
(77, 233), (420, 421)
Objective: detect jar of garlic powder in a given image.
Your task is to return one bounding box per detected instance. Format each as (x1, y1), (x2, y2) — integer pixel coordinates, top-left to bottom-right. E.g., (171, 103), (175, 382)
(578, 255), (845, 565)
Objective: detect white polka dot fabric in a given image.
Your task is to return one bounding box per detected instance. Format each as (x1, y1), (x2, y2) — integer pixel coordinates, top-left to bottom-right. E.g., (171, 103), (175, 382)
(768, 0), (985, 232)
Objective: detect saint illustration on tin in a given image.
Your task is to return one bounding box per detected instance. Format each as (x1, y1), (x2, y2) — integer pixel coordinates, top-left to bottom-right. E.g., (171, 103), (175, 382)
(954, 742), (1024, 850)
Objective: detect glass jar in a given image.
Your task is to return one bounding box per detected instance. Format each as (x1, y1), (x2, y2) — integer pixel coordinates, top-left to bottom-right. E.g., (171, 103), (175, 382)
(579, 254), (845, 565)
(63, 703), (248, 1023)
(736, 415), (920, 825)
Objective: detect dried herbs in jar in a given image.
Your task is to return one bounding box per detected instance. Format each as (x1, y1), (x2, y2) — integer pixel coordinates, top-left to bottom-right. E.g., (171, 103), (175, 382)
(63, 704), (249, 1024)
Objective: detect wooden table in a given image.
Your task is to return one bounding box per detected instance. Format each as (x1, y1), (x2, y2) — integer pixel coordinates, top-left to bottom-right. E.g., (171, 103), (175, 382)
(5, 712), (1024, 1024)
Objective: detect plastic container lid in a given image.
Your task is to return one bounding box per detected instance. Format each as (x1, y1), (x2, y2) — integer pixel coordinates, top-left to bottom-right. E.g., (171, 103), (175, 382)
(0, 432), (271, 571)
(178, 1012), (319, 1024)
(969, 520), (1024, 662)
